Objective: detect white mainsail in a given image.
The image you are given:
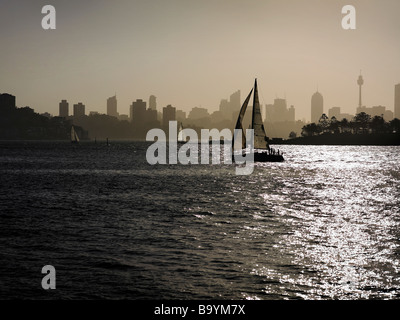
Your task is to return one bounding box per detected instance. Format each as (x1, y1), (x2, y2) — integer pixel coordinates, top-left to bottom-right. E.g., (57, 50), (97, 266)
(233, 79), (268, 151)
(251, 79), (268, 150)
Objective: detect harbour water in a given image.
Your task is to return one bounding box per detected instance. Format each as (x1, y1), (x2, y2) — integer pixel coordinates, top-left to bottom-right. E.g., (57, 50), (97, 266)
(0, 141), (399, 299)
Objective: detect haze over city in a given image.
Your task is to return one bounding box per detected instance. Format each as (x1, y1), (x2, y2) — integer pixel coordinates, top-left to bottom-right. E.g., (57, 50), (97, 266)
(1, 0), (399, 121)
(2, 0), (400, 305)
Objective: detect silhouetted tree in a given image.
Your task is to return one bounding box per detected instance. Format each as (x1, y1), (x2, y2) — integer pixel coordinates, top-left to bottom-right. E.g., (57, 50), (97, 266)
(298, 113), (398, 143)
(301, 123), (321, 137)
(390, 118), (400, 133)
(318, 113), (329, 133)
(370, 115), (386, 134)
(352, 112), (371, 134)
(329, 116), (340, 134)
(339, 118), (350, 133)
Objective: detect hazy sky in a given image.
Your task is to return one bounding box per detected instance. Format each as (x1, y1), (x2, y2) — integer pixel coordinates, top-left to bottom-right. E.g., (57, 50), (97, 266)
(1, 0), (399, 121)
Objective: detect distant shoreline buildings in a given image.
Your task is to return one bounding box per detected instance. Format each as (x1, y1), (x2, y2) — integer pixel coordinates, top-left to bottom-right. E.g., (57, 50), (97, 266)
(107, 95), (118, 118)
(395, 83), (400, 119)
(73, 102), (85, 118)
(149, 95), (157, 111)
(59, 100), (69, 117)
(311, 74), (395, 126)
(53, 73), (400, 138)
(0, 93), (16, 110)
(1, 92), (88, 140)
(265, 99), (295, 123)
(311, 91), (323, 123)
(1, 73), (399, 140)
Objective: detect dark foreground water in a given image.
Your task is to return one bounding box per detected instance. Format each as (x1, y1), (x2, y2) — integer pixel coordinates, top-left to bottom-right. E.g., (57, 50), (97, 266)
(0, 141), (399, 300)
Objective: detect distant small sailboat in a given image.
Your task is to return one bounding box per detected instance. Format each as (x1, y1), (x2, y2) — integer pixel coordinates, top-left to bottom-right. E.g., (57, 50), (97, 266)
(178, 122), (185, 143)
(232, 79), (284, 162)
(71, 126), (80, 144)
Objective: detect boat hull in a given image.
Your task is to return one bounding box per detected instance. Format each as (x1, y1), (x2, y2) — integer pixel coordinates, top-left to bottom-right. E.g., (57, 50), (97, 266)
(233, 150), (284, 162)
(253, 153), (284, 162)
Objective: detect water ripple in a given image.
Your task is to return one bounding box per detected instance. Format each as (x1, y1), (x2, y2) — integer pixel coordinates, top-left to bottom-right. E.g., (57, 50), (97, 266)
(0, 142), (399, 299)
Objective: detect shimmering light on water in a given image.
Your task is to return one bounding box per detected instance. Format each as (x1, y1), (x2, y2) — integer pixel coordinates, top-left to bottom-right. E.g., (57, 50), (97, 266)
(0, 142), (399, 299)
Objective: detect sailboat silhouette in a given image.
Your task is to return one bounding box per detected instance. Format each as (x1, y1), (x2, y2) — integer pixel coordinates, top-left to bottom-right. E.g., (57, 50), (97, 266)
(232, 79), (284, 162)
(71, 126), (80, 144)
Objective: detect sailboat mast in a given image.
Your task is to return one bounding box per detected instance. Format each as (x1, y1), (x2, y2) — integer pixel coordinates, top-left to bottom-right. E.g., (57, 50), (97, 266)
(251, 79), (268, 149)
(251, 79), (259, 130)
(232, 79), (283, 162)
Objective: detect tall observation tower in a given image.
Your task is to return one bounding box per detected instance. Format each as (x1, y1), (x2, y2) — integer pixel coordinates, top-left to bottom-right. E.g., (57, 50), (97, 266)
(357, 72), (364, 108)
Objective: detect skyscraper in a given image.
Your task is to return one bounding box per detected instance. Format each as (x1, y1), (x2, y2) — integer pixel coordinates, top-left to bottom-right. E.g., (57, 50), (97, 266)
(149, 95), (157, 111)
(0, 93), (16, 110)
(273, 98), (287, 122)
(265, 98), (295, 122)
(73, 102), (85, 117)
(130, 99), (146, 123)
(59, 100), (69, 117)
(311, 91), (323, 123)
(230, 90), (241, 111)
(328, 107), (341, 119)
(395, 83), (400, 119)
(163, 104), (176, 128)
(107, 95), (118, 117)
(288, 105), (295, 122)
(219, 90), (240, 121)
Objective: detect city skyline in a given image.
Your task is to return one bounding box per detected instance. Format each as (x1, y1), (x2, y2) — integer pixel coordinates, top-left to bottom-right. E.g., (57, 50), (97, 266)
(3, 79), (399, 127)
(1, 0), (399, 121)
(50, 79), (399, 123)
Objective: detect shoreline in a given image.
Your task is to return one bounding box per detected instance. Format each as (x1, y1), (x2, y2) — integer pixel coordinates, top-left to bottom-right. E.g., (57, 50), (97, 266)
(1, 133), (400, 146)
(271, 133), (400, 146)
